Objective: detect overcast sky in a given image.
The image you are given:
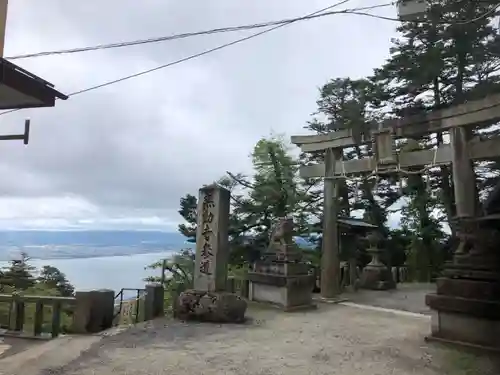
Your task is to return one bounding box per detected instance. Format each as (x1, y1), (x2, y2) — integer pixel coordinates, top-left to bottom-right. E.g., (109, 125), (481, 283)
(0, 0), (400, 231)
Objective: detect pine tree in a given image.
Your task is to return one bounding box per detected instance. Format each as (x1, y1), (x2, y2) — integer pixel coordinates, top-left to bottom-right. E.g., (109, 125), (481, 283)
(304, 77), (399, 235)
(1, 252), (36, 290)
(373, 0), (500, 228)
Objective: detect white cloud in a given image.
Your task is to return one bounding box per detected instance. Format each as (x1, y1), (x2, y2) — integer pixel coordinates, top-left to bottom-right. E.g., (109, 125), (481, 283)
(0, 0), (400, 230)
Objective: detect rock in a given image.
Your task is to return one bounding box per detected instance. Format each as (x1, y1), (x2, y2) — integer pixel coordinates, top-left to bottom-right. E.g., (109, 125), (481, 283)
(174, 289), (247, 323)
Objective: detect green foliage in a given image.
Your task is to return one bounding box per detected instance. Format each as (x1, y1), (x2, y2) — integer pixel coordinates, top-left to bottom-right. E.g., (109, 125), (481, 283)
(166, 1), (500, 286)
(145, 248), (194, 290)
(145, 249), (194, 314)
(301, 1), (500, 281)
(175, 135), (314, 268)
(1, 252), (36, 290)
(0, 256), (76, 333)
(38, 265), (75, 297)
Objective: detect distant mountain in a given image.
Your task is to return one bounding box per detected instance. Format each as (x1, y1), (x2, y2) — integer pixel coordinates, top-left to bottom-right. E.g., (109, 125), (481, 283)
(0, 230), (188, 261)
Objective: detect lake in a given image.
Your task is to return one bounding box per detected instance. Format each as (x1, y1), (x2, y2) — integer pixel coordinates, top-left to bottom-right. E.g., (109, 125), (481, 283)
(0, 252), (174, 295)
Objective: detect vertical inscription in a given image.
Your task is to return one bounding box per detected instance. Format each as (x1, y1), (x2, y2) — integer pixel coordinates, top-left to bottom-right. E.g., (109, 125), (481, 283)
(195, 184), (230, 292)
(199, 190), (215, 276)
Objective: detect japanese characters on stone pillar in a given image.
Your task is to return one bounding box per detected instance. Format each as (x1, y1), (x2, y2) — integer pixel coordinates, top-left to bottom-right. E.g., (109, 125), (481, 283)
(194, 184), (230, 292)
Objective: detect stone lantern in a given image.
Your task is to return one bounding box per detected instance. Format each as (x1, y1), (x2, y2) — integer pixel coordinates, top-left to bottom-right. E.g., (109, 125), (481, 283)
(359, 231), (395, 290)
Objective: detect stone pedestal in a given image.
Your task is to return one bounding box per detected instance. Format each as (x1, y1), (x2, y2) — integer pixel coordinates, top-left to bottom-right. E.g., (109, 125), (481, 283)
(359, 232), (395, 290)
(426, 216), (500, 349)
(174, 290), (247, 323)
(247, 223), (315, 312)
(144, 284), (165, 321)
(247, 272), (315, 311)
(72, 289), (115, 334)
(175, 184), (247, 323)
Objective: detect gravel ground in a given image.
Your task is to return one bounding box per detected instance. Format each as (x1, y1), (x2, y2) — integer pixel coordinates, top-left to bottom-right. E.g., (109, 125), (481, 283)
(2, 302), (497, 375)
(1, 285), (497, 375)
(342, 283), (434, 315)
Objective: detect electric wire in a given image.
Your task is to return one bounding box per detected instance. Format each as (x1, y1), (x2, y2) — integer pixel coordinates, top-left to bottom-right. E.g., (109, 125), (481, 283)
(6, 3), (393, 60)
(0, 0), (356, 116)
(346, 3), (500, 24)
(1, 1), (498, 118)
(6, 2), (498, 61)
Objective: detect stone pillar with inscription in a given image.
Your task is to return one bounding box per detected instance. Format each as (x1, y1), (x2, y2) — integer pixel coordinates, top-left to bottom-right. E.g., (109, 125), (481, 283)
(194, 184), (230, 292)
(175, 184), (247, 323)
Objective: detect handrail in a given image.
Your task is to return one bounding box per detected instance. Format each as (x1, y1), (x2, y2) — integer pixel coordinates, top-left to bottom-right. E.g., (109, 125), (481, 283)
(113, 288), (146, 325)
(0, 294), (76, 303)
(0, 293), (76, 338)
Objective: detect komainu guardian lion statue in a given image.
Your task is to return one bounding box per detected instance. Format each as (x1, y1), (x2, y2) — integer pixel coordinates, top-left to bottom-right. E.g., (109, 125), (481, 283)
(268, 217), (294, 250)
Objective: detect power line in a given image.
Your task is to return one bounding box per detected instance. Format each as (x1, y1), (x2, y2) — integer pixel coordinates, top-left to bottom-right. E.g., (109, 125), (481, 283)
(0, 0), (354, 117)
(70, 1), (355, 96)
(6, 2), (498, 61)
(6, 2), (393, 60)
(347, 3), (500, 24)
(1, 2), (498, 117)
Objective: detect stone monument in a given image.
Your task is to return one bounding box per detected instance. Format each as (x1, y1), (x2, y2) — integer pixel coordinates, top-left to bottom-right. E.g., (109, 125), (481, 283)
(175, 184), (247, 323)
(359, 231), (395, 290)
(246, 217), (315, 311)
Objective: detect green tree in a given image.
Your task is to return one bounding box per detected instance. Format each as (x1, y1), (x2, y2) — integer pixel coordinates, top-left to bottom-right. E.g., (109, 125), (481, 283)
(145, 249), (194, 295)
(305, 77), (401, 232)
(373, 0), (500, 227)
(366, 0), (500, 277)
(178, 194), (197, 243)
(1, 252), (36, 290)
(171, 135), (315, 271)
(304, 77), (402, 272)
(37, 265), (75, 297)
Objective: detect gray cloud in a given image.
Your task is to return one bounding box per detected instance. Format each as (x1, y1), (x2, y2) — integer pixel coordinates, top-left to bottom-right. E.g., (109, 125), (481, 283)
(1, 0), (398, 229)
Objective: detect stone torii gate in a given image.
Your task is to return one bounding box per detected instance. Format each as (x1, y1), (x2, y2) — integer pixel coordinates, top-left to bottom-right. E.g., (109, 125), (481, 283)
(291, 94), (500, 349)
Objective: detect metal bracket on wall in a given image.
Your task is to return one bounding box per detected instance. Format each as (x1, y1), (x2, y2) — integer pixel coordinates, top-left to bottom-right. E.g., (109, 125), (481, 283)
(0, 119), (30, 144)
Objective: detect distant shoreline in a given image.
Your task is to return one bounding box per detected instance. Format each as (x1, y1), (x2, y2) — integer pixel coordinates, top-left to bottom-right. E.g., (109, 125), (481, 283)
(0, 248), (183, 262)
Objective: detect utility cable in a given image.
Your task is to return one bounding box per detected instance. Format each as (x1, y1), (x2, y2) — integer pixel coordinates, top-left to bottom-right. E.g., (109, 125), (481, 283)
(0, 0), (353, 116)
(69, 1), (352, 96)
(6, 2), (392, 60)
(1, 2), (498, 117)
(346, 3), (500, 24)
(6, 2), (498, 61)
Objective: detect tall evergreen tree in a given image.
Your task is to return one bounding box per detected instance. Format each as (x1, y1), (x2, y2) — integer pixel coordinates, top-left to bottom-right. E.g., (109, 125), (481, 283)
(373, 0), (500, 229)
(365, 0), (500, 278)
(304, 77), (399, 235)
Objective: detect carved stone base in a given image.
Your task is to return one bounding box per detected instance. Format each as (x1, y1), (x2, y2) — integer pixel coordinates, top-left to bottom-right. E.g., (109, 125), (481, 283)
(442, 256), (500, 281)
(359, 264), (396, 290)
(247, 272), (315, 311)
(253, 260), (309, 276)
(174, 290), (247, 323)
(426, 277), (500, 349)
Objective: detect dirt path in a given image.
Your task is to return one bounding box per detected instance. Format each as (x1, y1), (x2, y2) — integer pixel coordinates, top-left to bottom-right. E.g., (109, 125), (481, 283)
(2, 302), (496, 375)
